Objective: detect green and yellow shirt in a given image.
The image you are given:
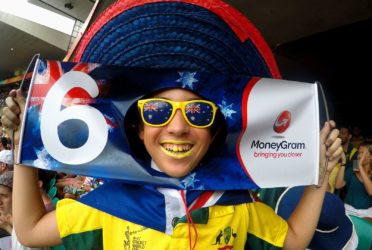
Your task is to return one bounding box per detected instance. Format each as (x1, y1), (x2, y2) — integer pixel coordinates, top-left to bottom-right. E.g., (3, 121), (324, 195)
(57, 198), (288, 249)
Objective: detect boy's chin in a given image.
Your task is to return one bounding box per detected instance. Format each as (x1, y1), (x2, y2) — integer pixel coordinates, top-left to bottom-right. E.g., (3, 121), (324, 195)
(159, 165), (195, 178)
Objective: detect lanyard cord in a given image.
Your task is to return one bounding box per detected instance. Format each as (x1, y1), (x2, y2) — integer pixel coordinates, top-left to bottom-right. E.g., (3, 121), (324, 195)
(180, 190), (198, 250)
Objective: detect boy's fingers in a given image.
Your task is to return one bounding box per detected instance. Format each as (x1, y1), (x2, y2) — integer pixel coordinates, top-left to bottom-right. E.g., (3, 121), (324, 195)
(3, 106), (21, 123)
(325, 128), (340, 148)
(327, 138), (341, 154)
(5, 96), (20, 115)
(327, 138), (342, 160)
(15, 89), (26, 113)
(328, 146), (343, 165)
(1, 112), (20, 130)
(8, 89), (17, 98)
(1, 89), (25, 131)
(320, 120), (338, 147)
(319, 122), (331, 146)
(328, 120), (336, 128)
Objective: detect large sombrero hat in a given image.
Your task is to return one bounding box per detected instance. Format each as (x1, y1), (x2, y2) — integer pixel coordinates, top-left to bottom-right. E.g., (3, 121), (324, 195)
(73, 0), (280, 78)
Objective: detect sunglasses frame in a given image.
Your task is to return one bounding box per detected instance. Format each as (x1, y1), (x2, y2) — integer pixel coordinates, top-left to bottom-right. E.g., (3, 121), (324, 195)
(137, 98), (218, 128)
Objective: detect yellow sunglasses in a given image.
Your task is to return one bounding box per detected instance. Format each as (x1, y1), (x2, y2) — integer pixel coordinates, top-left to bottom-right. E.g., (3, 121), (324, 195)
(137, 98), (218, 128)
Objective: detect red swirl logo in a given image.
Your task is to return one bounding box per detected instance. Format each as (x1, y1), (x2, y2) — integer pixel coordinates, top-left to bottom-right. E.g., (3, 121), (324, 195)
(273, 111), (291, 133)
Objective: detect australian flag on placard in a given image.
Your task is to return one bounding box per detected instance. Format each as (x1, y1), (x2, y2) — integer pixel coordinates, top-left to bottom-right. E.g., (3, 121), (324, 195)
(18, 59), (319, 190)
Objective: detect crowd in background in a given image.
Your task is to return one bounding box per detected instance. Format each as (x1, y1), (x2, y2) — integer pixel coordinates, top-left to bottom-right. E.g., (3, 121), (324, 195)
(327, 125), (372, 220)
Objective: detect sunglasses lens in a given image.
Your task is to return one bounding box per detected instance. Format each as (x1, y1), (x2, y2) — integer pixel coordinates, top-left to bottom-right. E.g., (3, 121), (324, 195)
(185, 102), (214, 127)
(142, 100), (173, 125)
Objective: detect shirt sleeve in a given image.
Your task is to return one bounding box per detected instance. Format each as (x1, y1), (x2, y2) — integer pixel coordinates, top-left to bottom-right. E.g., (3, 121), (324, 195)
(56, 198), (103, 238)
(246, 201), (288, 247)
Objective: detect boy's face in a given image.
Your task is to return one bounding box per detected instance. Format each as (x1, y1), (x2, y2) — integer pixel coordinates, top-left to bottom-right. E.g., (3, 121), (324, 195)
(138, 89), (213, 177)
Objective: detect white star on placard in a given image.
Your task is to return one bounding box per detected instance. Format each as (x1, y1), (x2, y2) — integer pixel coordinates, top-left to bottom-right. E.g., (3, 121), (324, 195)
(218, 99), (237, 120)
(33, 147), (60, 169)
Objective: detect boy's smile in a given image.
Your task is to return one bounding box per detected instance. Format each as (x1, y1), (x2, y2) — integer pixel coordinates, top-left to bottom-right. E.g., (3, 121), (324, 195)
(160, 140), (193, 159)
(139, 89), (212, 177)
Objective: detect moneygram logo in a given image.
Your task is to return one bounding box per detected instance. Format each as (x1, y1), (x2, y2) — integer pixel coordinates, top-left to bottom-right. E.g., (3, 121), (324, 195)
(273, 111), (291, 133)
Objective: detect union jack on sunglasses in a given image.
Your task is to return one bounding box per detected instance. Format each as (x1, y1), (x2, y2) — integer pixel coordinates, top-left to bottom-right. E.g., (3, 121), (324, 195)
(137, 98), (218, 128)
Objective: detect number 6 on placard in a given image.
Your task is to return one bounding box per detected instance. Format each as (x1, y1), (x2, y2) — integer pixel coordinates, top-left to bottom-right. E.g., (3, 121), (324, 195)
(40, 71), (108, 165)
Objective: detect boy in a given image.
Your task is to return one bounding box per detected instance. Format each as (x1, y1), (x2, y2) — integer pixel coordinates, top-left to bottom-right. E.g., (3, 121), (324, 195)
(1, 0), (342, 249)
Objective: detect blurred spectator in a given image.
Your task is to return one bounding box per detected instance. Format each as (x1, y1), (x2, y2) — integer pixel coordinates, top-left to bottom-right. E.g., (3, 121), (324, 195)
(328, 151), (347, 193)
(0, 137), (10, 151)
(350, 125), (364, 149)
(82, 176), (104, 192)
(38, 169), (57, 212)
(55, 174), (100, 200)
(0, 150), (13, 175)
(339, 125), (358, 161)
(0, 170), (51, 249)
(334, 125), (358, 199)
(0, 171), (13, 240)
(335, 141), (372, 220)
(55, 174), (82, 200)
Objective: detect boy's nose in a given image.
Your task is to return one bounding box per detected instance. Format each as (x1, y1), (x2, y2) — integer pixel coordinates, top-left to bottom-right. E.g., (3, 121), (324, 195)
(166, 109), (190, 135)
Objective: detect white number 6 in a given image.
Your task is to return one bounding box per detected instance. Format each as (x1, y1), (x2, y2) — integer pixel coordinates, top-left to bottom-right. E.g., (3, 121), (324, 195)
(40, 71), (108, 165)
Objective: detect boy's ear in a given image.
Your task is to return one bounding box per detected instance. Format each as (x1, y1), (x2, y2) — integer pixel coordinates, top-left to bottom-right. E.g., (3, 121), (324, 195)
(137, 123), (144, 141)
(138, 126), (144, 140)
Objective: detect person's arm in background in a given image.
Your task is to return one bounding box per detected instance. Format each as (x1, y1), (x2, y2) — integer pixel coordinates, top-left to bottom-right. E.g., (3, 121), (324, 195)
(335, 152), (347, 189)
(283, 121), (342, 250)
(1, 89), (61, 247)
(358, 151), (372, 195)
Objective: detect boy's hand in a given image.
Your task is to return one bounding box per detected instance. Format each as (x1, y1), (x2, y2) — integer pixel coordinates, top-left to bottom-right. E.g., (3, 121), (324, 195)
(319, 121), (343, 175)
(1, 89), (25, 146)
